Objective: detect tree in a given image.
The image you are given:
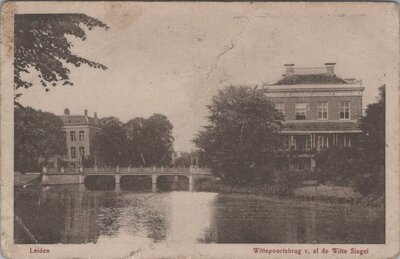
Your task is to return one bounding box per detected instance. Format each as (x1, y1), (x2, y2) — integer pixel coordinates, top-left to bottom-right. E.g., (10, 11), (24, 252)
(360, 85), (385, 169)
(355, 85), (386, 196)
(193, 86), (283, 185)
(92, 114), (174, 167)
(14, 107), (67, 172)
(92, 117), (129, 167)
(14, 14), (109, 102)
(125, 114), (174, 166)
(124, 117), (147, 166)
(313, 85), (385, 197)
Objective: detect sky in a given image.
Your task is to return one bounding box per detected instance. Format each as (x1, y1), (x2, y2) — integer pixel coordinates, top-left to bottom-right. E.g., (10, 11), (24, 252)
(17, 2), (399, 152)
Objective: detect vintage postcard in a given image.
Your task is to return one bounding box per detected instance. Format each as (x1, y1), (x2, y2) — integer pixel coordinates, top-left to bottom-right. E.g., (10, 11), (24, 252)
(0, 1), (399, 258)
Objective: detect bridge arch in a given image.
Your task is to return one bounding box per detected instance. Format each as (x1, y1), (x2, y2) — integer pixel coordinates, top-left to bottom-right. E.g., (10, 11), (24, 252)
(156, 175), (190, 191)
(84, 175), (115, 190)
(120, 175), (152, 191)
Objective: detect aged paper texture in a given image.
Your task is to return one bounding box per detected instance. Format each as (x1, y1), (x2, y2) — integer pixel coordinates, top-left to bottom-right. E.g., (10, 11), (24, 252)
(1, 2), (399, 258)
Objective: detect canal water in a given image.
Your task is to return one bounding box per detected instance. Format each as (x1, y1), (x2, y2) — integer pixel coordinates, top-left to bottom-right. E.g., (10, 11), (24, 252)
(14, 185), (384, 245)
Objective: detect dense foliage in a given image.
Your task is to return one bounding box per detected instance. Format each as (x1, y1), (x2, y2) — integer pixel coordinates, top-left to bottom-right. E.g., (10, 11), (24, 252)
(193, 86), (283, 185)
(355, 85), (385, 196)
(125, 114), (174, 166)
(315, 86), (385, 197)
(14, 14), (109, 101)
(14, 107), (67, 172)
(314, 147), (363, 186)
(93, 114), (174, 167)
(92, 117), (130, 167)
(359, 85), (385, 171)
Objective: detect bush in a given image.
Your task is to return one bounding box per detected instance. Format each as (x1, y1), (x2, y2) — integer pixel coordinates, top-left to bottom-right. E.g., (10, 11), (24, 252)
(299, 170), (317, 181)
(81, 156), (95, 167)
(314, 147), (362, 186)
(351, 165), (385, 196)
(261, 184), (292, 197)
(259, 169), (276, 184)
(276, 170), (302, 189)
(57, 157), (69, 169)
(355, 194), (385, 207)
(194, 177), (292, 197)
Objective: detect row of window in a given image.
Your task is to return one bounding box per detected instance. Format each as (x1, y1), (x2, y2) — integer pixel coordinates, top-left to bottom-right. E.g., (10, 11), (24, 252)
(283, 134), (352, 150)
(275, 101), (351, 120)
(63, 131), (85, 142)
(69, 146), (85, 159)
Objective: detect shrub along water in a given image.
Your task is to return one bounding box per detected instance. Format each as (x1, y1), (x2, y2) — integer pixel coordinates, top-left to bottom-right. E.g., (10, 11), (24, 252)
(194, 176), (384, 207)
(194, 179), (292, 197)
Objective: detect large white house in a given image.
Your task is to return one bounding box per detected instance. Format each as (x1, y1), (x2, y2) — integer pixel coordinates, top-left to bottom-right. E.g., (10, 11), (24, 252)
(263, 63), (364, 171)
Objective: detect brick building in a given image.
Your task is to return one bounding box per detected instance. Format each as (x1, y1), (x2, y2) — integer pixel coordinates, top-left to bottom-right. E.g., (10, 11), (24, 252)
(263, 63), (364, 171)
(59, 108), (101, 167)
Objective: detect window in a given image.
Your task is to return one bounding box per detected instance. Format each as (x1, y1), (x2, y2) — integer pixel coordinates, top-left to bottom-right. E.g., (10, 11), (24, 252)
(70, 131), (76, 142)
(283, 136), (290, 150)
(70, 147), (77, 158)
(295, 103), (307, 120)
(79, 131), (85, 141)
(317, 102), (328, 120)
(343, 135), (351, 147)
(339, 101), (350, 120)
(293, 158), (311, 171)
(306, 136), (312, 150)
(294, 135), (311, 150)
(63, 131), (67, 141)
(275, 103), (285, 116)
(79, 146), (85, 158)
(318, 135), (329, 149)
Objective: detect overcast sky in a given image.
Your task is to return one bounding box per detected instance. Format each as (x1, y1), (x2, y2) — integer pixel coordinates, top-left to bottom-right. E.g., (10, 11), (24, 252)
(17, 3), (398, 151)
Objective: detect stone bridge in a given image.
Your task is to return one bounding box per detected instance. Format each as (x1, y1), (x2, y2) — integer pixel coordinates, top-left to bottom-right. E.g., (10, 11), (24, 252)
(41, 166), (213, 192)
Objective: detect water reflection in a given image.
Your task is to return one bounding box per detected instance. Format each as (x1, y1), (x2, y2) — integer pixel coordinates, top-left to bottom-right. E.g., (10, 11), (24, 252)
(165, 192), (217, 244)
(14, 185), (384, 245)
(211, 194), (384, 244)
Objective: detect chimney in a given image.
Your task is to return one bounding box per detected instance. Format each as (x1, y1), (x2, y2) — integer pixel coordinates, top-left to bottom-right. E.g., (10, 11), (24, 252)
(284, 64), (295, 77)
(324, 62), (336, 75)
(84, 109), (88, 116)
(94, 112), (98, 119)
(64, 108), (70, 115)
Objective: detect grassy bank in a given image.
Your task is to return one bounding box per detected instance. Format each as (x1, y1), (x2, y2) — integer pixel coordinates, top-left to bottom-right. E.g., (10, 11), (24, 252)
(194, 179), (384, 207)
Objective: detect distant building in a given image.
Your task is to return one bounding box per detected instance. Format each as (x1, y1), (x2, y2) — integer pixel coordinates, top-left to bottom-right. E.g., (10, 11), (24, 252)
(172, 151), (184, 164)
(171, 151), (201, 167)
(59, 108), (101, 167)
(263, 63), (364, 171)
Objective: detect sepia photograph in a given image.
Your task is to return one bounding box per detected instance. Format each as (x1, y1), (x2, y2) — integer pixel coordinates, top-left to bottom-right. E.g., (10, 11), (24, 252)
(1, 2), (399, 258)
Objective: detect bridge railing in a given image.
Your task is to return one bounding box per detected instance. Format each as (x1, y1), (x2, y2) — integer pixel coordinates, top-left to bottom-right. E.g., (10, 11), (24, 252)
(42, 166), (212, 175)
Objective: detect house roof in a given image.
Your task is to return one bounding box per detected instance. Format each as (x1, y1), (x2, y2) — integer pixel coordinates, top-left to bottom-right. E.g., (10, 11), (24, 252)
(274, 74), (349, 85)
(281, 121), (361, 133)
(59, 115), (99, 127)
